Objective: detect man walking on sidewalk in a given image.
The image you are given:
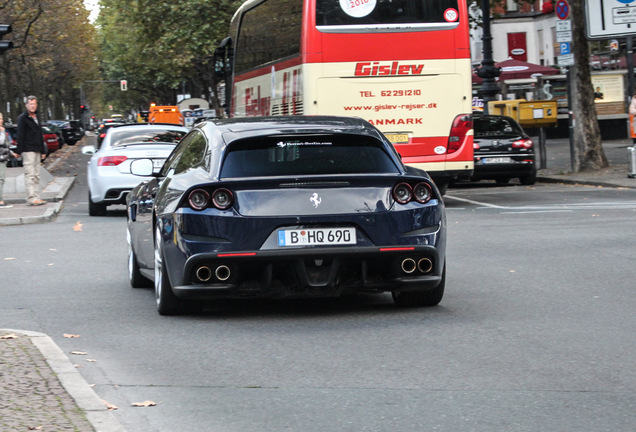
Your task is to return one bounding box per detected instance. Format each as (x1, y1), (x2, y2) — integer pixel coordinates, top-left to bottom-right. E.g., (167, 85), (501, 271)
(16, 96), (46, 206)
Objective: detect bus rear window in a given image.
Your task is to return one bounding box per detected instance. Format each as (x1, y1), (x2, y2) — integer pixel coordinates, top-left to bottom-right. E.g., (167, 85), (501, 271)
(220, 135), (399, 178)
(316, 0), (460, 27)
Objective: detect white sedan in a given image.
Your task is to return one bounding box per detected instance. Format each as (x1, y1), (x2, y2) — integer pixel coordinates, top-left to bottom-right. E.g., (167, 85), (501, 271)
(82, 124), (188, 216)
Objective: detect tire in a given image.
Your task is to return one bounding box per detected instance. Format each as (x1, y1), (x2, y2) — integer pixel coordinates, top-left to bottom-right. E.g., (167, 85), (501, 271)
(88, 191), (107, 216)
(519, 167), (537, 185)
(435, 181), (448, 196)
(392, 263), (446, 308)
(127, 226), (151, 288)
(496, 177), (510, 185)
(154, 225), (182, 315)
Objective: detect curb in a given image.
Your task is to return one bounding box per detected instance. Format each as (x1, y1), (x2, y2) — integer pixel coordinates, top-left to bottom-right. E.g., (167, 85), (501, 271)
(0, 201), (64, 226)
(537, 175), (636, 189)
(1, 329), (127, 432)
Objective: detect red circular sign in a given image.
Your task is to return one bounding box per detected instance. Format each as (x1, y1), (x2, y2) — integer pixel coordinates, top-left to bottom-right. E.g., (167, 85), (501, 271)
(556, 0), (569, 20)
(444, 8), (458, 22)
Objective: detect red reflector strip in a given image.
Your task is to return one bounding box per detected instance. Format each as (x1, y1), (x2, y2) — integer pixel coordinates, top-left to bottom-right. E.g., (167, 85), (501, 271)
(217, 252), (257, 257)
(379, 247), (415, 252)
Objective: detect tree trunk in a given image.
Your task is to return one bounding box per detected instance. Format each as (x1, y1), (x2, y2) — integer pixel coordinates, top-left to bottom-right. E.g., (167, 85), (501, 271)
(571, 0), (608, 171)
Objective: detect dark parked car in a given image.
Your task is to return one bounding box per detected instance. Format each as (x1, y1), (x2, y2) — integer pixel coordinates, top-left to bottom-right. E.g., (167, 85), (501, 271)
(48, 120), (84, 145)
(471, 114), (536, 185)
(126, 116), (448, 315)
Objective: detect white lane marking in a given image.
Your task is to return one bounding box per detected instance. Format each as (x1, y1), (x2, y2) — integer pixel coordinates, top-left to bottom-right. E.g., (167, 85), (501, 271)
(500, 210), (574, 214)
(445, 195), (507, 209)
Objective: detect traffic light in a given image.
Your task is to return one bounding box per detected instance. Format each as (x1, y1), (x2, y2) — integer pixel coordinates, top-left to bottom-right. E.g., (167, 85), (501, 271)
(120, 80), (127, 91)
(80, 105), (87, 113)
(0, 25), (13, 53)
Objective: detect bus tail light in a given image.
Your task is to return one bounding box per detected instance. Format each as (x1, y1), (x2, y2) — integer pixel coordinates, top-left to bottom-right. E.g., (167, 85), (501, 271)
(98, 156), (127, 166)
(513, 139), (533, 148)
(447, 114), (472, 153)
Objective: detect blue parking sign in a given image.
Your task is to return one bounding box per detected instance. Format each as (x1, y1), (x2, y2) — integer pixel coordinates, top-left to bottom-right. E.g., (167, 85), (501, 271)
(560, 42), (571, 55)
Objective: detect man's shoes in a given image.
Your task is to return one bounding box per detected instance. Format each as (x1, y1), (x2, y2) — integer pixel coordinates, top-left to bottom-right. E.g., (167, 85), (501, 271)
(27, 199), (46, 206)
(0, 201), (12, 208)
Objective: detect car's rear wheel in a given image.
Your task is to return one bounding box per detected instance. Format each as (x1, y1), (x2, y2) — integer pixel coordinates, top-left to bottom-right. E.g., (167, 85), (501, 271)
(519, 167), (537, 185)
(88, 191), (107, 216)
(496, 177), (510, 185)
(392, 263), (446, 307)
(435, 180), (448, 196)
(128, 226), (151, 288)
(154, 225), (182, 315)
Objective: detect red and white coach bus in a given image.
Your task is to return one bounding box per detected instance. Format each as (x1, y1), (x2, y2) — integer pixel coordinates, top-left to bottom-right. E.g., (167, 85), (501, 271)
(215, 0), (473, 193)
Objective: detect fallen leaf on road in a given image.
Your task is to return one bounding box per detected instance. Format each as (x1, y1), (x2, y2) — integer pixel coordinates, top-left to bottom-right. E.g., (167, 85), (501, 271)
(592, 215), (599, 217)
(50, 248), (57, 251)
(510, 270), (516, 273)
(3, 257), (16, 260)
(132, 401), (157, 407)
(103, 400), (118, 410)
(47, 263), (54, 266)
(70, 351), (87, 355)
(73, 221), (83, 231)
(89, 384), (96, 387)
(86, 359), (97, 362)
(74, 364), (81, 368)
(28, 426), (43, 430)
(63, 334), (80, 338)
(0, 334), (18, 339)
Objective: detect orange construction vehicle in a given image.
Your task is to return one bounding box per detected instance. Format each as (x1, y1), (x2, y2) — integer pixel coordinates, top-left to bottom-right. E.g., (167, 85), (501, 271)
(148, 104), (184, 126)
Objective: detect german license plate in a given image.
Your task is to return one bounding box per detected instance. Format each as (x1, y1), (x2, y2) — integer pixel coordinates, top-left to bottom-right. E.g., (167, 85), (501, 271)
(483, 157), (513, 164)
(384, 133), (409, 144)
(278, 228), (356, 247)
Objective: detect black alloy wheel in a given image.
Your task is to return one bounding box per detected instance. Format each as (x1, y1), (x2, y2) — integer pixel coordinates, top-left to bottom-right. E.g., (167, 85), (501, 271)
(392, 263), (446, 307)
(128, 226), (151, 288)
(88, 191), (107, 216)
(154, 225), (182, 315)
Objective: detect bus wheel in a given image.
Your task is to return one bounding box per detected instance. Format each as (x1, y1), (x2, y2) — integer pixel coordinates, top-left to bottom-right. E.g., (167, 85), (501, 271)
(435, 181), (448, 196)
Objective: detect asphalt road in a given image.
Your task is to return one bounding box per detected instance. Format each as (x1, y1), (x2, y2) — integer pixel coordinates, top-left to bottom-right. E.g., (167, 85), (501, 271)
(2, 137), (636, 432)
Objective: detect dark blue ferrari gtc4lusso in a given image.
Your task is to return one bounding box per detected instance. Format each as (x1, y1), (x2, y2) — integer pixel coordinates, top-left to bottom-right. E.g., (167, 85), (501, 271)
(126, 116), (447, 315)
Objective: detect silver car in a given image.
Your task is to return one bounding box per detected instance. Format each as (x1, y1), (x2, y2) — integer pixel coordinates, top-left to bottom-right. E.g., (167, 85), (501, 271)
(82, 124), (188, 216)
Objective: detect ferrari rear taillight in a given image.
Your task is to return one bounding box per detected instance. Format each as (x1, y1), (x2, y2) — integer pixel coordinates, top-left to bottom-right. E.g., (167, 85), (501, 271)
(188, 188), (234, 211)
(392, 183), (412, 204)
(513, 139), (533, 148)
(448, 114), (472, 153)
(189, 189), (210, 210)
(212, 188), (233, 210)
(393, 182), (433, 205)
(98, 156), (127, 166)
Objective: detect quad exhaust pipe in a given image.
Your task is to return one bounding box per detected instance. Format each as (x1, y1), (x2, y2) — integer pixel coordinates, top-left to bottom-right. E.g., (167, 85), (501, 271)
(195, 266), (212, 282)
(401, 258), (417, 274)
(418, 258), (433, 274)
(215, 265), (231, 281)
(195, 265), (231, 282)
(400, 257), (434, 275)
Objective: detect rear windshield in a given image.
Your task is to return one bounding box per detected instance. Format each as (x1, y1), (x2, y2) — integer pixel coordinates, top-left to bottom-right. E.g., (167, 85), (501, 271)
(316, 0), (460, 26)
(474, 117), (524, 137)
(220, 134), (399, 178)
(109, 128), (186, 146)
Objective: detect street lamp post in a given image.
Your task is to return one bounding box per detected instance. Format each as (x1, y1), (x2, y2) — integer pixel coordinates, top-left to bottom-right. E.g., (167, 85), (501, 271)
(476, 0), (501, 115)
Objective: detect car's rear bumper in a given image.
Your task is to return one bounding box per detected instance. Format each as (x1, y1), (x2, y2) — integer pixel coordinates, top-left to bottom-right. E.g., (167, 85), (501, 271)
(171, 245), (445, 300)
(472, 155), (535, 179)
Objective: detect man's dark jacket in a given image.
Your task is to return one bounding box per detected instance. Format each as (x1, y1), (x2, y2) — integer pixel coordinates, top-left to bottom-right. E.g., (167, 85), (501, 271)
(16, 111), (45, 155)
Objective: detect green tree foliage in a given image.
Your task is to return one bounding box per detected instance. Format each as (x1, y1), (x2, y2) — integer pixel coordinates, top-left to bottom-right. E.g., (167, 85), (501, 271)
(97, 0), (241, 114)
(0, 0), (99, 123)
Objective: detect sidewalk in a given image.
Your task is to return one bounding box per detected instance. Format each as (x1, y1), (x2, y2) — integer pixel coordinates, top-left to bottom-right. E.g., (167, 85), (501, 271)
(0, 144), (77, 226)
(0, 330), (125, 432)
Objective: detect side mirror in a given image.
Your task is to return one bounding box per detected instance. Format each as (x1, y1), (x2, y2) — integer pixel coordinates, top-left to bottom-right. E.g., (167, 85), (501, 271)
(81, 145), (96, 155)
(213, 46), (226, 79)
(130, 159), (155, 176)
